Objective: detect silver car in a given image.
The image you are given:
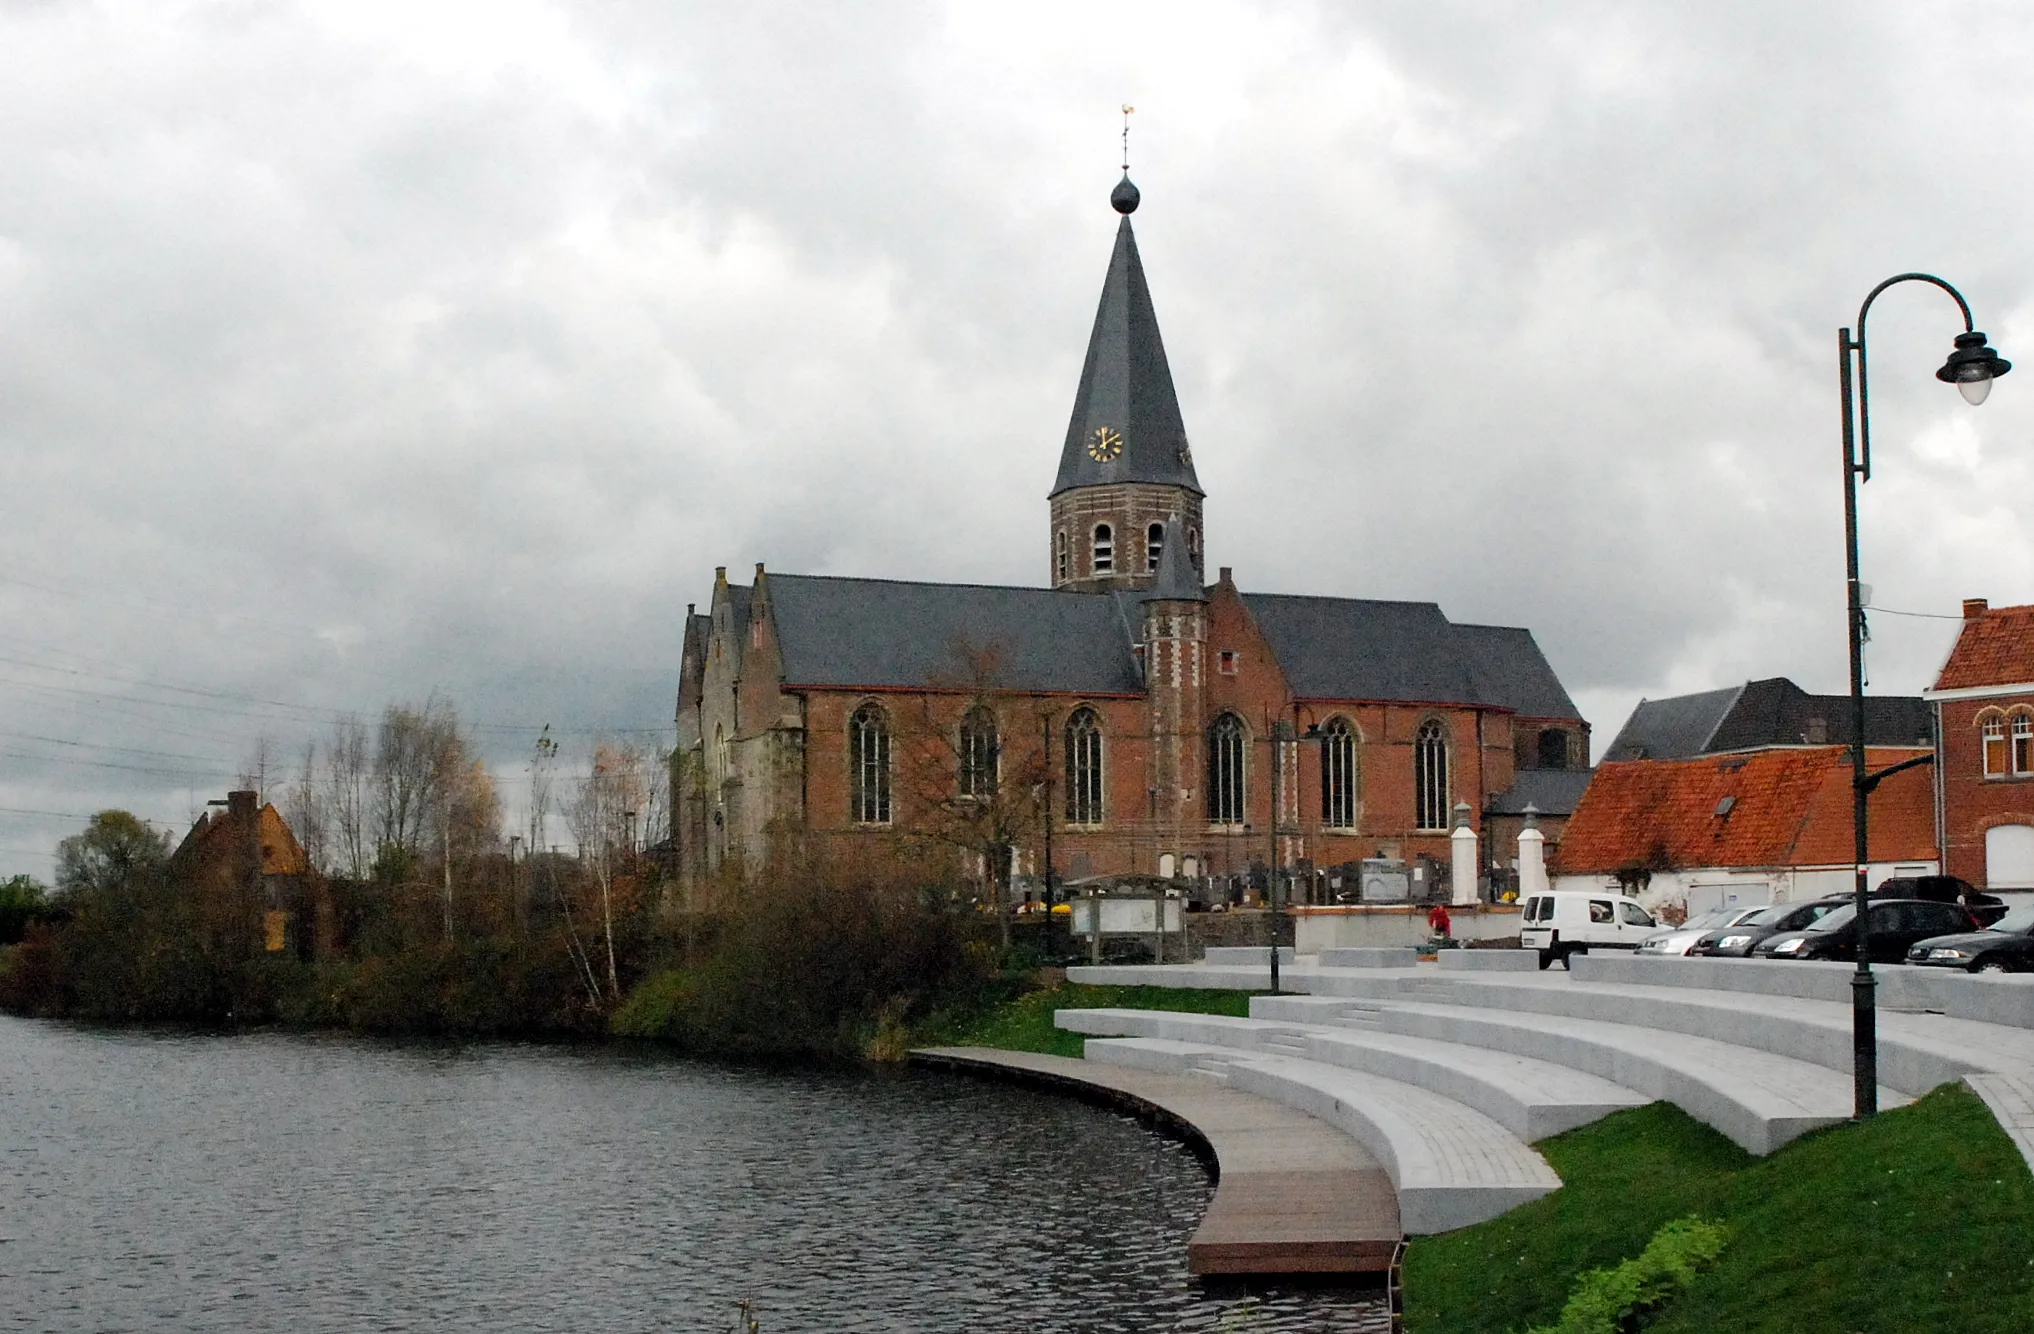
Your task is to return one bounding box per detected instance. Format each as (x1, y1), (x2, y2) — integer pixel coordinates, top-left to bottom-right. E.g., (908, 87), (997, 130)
(1638, 905), (1768, 956)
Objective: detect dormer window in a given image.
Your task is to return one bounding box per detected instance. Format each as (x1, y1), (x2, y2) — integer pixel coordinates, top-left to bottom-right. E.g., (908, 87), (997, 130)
(1147, 522), (1165, 571)
(1093, 524), (1114, 574)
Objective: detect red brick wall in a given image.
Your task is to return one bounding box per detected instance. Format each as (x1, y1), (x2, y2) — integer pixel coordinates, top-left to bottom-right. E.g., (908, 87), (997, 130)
(1939, 694), (2034, 885)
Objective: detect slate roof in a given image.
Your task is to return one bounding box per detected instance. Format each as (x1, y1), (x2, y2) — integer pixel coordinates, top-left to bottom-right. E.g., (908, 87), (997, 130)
(1485, 768), (1596, 817)
(765, 573), (1145, 695)
(1243, 595), (1580, 718)
(1050, 210), (1202, 499)
(1556, 747), (1934, 874)
(1933, 602), (2034, 690)
(1602, 677), (1930, 762)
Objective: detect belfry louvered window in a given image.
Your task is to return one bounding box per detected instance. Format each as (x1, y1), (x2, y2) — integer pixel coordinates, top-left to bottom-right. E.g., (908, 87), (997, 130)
(1093, 524), (1113, 574)
(1207, 714), (1247, 824)
(1147, 522), (1165, 571)
(1320, 717), (1356, 829)
(1065, 708), (1104, 825)
(1055, 531), (1069, 583)
(1414, 718), (1449, 831)
(850, 703), (892, 824)
(959, 706), (999, 800)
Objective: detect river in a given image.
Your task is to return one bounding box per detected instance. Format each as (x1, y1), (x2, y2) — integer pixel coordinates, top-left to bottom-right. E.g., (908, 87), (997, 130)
(0, 1018), (1389, 1332)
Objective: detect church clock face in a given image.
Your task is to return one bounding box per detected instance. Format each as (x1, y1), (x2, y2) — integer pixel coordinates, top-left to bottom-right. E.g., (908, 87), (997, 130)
(1088, 426), (1123, 461)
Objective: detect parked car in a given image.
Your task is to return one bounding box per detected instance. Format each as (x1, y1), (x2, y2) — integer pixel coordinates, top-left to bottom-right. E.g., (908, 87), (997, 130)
(1752, 898), (1979, 963)
(1685, 897), (1851, 958)
(1638, 905), (1768, 957)
(1904, 903), (2034, 972)
(1518, 890), (1657, 968)
(1872, 873), (2009, 927)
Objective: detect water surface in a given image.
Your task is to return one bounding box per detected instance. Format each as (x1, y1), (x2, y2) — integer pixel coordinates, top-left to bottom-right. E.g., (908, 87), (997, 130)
(0, 1018), (1387, 1332)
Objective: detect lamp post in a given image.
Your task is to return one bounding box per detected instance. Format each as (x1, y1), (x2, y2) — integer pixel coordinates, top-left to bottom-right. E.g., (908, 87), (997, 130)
(1266, 718), (1328, 995)
(1837, 274), (2008, 1118)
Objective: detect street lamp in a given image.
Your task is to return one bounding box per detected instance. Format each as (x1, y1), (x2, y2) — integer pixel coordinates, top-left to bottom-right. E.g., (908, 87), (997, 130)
(1265, 719), (1328, 995)
(1837, 273), (2008, 1119)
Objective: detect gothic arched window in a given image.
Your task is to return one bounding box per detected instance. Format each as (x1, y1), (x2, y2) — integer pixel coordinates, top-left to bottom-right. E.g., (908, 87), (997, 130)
(1065, 707), (1104, 825)
(1415, 717), (1449, 831)
(959, 706), (999, 800)
(1320, 717), (1357, 829)
(1093, 524), (1114, 575)
(1983, 711), (2008, 778)
(850, 703), (892, 824)
(1055, 530), (1069, 583)
(1146, 522), (1165, 571)
(1207, 713), (1247, 824)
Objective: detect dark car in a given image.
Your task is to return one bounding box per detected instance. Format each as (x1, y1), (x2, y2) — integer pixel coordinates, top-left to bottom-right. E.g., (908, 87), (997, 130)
(1686, 896), (1850, 958)
(1873, 874), (2008, 927)
(1752, 898), (1980, 963)
(1905, 903), (2034, 972)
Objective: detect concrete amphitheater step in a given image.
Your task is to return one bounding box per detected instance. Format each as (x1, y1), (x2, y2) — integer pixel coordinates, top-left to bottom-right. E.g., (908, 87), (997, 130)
(1351, 999), (1908, 1155)
(1403, 973), (2000, 1097)
(1057, 1007), (1647, 1142)
(1081, 1037), (1561, 1234)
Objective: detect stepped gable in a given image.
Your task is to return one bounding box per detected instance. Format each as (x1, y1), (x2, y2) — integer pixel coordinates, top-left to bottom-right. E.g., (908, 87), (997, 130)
(1557, 745), (1934, 874)
(766, 572), (1143, 694)
(1241, 593), (1578, 716)
(1935, 601), (2034, 690)
(1049, 181), (1202, 500)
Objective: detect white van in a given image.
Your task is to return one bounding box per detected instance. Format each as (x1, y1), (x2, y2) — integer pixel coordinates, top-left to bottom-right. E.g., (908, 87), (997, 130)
(1518, 891), (1657, 968)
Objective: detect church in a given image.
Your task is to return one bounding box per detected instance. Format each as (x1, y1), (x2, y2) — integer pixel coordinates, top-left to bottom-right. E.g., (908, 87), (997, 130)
(672, 174), (1588, 902)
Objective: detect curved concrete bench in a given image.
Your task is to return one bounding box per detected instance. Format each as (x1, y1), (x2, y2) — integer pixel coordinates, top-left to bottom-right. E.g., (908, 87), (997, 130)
(1058, 1007), (1646, 1142)
(1081, 1037), (1560, 1234)
(1366, 1001), (1907, 1154)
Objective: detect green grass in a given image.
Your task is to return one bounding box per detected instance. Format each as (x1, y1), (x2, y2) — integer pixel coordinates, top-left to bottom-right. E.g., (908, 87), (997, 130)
(927, 982), (1256, 1058)
(1407, 1083), (2034, 1334)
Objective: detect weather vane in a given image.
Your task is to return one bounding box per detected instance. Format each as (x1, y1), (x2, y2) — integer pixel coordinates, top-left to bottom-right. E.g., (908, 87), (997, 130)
(1121, 103), (1135, 173)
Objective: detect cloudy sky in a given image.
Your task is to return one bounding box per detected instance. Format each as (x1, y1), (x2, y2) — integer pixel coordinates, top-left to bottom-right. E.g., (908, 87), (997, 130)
(5, 1), (2033, 876)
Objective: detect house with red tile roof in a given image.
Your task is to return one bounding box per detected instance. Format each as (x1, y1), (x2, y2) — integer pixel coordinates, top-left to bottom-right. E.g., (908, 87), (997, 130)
(1552, 745), (1937, 916)
(1924, 598), (2034, 889)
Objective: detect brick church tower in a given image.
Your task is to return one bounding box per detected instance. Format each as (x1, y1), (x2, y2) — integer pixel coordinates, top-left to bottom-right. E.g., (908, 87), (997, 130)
(1048, 173), (1205, 593)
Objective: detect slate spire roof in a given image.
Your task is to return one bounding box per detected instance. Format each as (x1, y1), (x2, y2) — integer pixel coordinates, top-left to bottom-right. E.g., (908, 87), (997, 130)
(1050, 177), (1203, 499)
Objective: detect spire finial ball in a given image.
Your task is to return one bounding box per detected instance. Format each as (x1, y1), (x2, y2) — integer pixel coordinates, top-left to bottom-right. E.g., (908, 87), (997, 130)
(1110, 173), (1140, 215)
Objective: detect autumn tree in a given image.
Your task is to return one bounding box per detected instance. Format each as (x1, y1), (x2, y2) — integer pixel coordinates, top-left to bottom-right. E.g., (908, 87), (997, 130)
(565, 738), (660, 1001)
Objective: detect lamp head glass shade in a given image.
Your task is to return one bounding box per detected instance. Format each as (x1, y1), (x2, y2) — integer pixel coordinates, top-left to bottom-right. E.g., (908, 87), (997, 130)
(1938, 330), (2011, 405)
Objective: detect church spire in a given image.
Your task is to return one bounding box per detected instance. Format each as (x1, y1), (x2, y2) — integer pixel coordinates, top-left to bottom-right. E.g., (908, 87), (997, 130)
(1049, 177), (1202, 500)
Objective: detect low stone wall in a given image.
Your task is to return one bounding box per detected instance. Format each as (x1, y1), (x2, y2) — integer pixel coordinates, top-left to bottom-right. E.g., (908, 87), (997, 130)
(1186, 909), (1295, 957)
(1292, 904), (1523, 953)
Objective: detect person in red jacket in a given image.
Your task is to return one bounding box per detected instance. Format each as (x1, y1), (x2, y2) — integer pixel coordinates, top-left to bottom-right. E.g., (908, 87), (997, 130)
(1427, 902), (1453, 940)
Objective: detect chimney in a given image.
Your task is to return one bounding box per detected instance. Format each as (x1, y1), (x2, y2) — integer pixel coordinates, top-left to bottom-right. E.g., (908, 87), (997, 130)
(754, 562), (765, 578)
(1965, 597), (1990, 620)
(1218, 566), (1233, 584)
(228, 790), (258, 823)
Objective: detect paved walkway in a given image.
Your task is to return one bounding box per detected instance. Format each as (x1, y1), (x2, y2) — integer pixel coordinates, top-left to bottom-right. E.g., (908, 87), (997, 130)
(911, 1045), (1401, 1275)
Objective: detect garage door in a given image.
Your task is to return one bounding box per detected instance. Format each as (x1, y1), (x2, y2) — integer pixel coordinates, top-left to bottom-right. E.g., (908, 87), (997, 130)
(1985, 824), (2034, 889)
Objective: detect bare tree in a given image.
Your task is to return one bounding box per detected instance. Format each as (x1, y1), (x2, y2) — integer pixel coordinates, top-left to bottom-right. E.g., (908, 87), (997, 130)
(567, 738), (655, 1000)
(282, 741), (329, 873)
(328, 714), (371, 880)
(904, 643), (1049, 948)
(370, 696), (499, 937)
(237, 733), (275, 806)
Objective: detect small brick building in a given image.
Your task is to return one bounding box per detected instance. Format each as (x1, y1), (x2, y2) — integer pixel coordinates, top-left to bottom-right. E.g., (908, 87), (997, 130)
(1926, 598), (2034, 888)
(672, 177), (1588, 900)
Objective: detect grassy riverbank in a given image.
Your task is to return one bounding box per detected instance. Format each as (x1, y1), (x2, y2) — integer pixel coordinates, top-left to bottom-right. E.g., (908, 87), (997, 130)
(1405, 1083), (2034, 1334)
(943, 983), (2034, 1332)
(918, 981), (1254, 1058)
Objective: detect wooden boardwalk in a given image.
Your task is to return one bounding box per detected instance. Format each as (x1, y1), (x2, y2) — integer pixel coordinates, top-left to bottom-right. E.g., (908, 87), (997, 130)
(911, 1046), (1401, 1275)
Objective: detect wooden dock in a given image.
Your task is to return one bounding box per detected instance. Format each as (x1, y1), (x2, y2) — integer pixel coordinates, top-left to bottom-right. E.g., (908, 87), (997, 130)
(911, 1046), (1401, 1275)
